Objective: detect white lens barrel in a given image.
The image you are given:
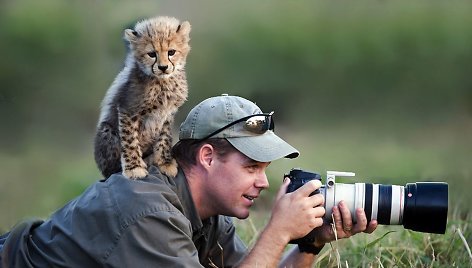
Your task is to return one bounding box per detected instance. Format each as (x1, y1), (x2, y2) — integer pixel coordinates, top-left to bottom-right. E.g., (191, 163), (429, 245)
(373, 184), (405, 225)
(371, 184), (379, 222)
(354, 183), (365, 222)
(323, 183), (357, 222)
(324, 183), (405, 225)
(389, 185), (404, 224)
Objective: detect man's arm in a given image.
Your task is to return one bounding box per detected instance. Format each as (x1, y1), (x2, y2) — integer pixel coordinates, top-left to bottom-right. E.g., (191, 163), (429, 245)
(238, 179), (325, 267)
(239, 179), (378, 267)
(240, 227), (318, 268)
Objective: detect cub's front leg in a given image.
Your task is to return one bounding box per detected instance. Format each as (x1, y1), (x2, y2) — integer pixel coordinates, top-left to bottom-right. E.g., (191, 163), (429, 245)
(152, 119), (178, 177)
(118, 110), (148, 179)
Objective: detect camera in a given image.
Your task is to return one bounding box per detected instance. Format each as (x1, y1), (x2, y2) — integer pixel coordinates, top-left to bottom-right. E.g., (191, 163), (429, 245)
(285, 168), (448, 239)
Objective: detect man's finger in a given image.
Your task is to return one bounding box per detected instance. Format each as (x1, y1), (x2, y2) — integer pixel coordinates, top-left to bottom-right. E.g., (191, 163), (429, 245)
(276, 177), (291, 200)
(338, 201), (353, 233)
(352, 208), (368, 234)
(308, 193), (325, 207)
(332, 205), (345, 235)
(364, 220), (378, 234)
(294, 180), (322, 197)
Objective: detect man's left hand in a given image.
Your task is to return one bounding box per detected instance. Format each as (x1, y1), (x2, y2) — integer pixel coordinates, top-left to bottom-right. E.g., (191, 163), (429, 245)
(312, 200), (378, 247)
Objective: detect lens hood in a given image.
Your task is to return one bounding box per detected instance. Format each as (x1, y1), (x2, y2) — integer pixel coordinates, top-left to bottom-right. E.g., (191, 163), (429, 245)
(403, 182), (448, 234)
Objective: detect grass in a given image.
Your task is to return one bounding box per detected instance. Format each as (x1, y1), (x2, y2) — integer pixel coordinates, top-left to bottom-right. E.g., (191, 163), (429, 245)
(235, 209), (472, 267)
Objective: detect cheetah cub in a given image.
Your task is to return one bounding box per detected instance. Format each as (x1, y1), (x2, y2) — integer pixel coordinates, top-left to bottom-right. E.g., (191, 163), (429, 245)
(94, 16), (190, 179)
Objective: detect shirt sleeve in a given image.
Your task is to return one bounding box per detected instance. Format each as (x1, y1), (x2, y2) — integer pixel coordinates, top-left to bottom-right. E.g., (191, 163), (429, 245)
(104, 209), (204, 268)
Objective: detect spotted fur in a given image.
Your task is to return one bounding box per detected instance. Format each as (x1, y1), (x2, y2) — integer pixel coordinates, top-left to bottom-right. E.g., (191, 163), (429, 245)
(94, 16), (190, 179)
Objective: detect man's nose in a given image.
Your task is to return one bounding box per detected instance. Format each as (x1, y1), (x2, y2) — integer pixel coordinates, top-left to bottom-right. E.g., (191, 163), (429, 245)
(255, 172), (269, 189)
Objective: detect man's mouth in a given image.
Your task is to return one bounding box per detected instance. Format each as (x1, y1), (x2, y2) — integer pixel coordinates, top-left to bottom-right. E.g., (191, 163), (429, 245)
(243, 195), (256, 202)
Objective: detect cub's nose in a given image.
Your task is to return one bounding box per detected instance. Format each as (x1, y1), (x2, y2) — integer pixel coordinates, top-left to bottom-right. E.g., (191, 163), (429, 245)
(158, 65), (168, 71)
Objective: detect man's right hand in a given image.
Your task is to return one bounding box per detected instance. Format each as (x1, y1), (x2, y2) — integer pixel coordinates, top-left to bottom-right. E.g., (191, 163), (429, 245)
(238, 177), (326, 268)
(267, 178), (326, 244)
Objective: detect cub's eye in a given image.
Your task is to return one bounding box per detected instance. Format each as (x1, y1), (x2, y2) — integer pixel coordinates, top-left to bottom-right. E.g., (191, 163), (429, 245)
(168, 49), (176, 56)
(147, 52), (157, 58)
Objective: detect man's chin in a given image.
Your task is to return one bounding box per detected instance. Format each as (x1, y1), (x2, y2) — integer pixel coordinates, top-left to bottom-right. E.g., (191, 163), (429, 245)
(235, 212), (250, 220)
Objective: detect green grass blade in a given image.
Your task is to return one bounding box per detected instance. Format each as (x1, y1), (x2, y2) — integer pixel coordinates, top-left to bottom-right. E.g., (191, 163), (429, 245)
(364, 230), (396, 250)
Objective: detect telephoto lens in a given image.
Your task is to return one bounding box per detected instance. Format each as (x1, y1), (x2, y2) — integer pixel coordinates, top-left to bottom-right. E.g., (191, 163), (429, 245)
(331, 182), (449, 234)
(286, 168), (449, 235)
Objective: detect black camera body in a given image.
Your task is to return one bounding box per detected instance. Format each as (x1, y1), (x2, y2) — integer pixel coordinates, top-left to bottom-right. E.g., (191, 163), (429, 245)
(285, 167), (448, 243)
(285, 168), (322, 195)
(285, 169), (323, 244)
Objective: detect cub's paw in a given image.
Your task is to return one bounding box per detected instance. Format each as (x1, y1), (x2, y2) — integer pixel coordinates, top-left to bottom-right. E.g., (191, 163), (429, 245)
(123, 167), (148, 179)
(159, 160), (178, 177)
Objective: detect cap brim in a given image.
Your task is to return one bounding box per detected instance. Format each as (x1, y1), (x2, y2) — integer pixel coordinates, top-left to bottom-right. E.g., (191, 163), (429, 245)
(226, 131), (299, 162)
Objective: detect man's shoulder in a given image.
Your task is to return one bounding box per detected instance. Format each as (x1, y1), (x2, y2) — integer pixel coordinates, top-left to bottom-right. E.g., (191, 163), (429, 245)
(105, 168), (183, 215)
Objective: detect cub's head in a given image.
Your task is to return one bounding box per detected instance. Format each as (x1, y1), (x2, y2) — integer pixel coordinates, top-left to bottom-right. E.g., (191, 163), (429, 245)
(124, 16), (191, 79)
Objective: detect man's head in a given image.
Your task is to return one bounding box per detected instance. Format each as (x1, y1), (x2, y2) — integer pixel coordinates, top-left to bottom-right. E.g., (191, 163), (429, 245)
(172, 95), (299, 219)
(174, 94), (299, 167)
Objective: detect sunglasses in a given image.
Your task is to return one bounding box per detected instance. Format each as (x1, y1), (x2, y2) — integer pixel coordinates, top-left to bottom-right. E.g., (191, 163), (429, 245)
(201, 111), (275, 140)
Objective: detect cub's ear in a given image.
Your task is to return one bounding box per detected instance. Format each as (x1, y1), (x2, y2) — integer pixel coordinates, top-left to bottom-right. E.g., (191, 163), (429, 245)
(124, 29), (139, 42)
(176, 21), (191, 39)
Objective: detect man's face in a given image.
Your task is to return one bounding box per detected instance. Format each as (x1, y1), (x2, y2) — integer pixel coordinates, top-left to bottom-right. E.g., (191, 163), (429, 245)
(205, 150), (270, 219)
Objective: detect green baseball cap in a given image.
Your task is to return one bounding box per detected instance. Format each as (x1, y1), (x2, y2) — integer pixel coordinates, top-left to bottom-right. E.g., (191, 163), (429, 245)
(179, 94), (299, 162)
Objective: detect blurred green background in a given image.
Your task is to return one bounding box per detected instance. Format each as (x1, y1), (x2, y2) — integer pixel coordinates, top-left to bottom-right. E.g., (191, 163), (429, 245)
(1, 0), (471, 231)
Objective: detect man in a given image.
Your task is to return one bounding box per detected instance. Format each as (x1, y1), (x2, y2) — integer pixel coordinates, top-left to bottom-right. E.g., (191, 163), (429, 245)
(0, 94), (377, 267)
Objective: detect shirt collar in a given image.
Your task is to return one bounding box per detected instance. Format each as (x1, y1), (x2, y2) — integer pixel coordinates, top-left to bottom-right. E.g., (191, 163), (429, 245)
(173, 168), (204, 232)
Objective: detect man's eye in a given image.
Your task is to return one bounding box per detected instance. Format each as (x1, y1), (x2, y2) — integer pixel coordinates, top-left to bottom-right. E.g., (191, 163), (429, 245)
(168, 49), (176, 56)
(147, 52), (157, 58)
(247, 165), (258, 172)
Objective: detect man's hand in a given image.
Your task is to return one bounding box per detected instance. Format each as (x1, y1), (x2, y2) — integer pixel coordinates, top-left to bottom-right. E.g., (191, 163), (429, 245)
(239, 178), (326, 268)
(267, 178), (326, 244)
(276, 182), (378, 268)
(311, 200), (378, 247)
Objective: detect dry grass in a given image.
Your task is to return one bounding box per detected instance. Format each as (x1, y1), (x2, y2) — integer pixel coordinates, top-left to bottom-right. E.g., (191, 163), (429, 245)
(236, 208), (472, 267)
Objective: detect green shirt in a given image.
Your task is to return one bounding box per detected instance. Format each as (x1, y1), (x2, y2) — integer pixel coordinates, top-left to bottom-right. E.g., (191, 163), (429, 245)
(1, 166), (247, 267)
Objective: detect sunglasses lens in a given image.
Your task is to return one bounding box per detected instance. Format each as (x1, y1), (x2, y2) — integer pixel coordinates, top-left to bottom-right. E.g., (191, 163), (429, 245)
(244, 115), (272, 134)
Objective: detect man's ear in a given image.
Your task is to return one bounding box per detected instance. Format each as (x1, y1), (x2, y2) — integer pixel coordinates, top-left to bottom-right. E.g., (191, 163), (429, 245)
(197, 144), (214, 169)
